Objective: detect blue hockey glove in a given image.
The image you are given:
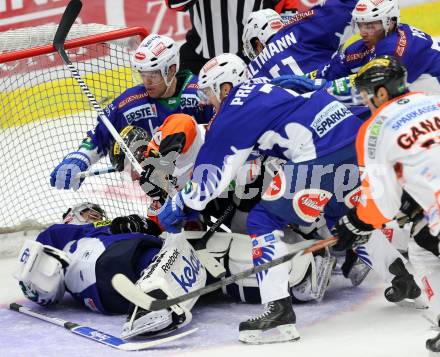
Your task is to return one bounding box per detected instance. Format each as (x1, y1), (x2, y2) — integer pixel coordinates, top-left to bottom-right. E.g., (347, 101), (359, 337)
(157, 192), (192, 233)
(271, 75), (327, 93)
(50, 151), (91, 190)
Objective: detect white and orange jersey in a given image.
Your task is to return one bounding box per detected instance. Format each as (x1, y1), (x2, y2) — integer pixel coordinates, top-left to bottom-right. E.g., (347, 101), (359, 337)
(356, 92), (440, 235)
(148, 113), (205, 189)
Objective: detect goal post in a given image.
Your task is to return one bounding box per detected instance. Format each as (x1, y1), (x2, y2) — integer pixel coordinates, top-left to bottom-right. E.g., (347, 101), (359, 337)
(0, 24), (150, 255)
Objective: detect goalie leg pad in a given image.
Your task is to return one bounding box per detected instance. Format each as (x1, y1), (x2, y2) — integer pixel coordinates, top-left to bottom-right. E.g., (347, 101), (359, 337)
(123, 235), (206, 338)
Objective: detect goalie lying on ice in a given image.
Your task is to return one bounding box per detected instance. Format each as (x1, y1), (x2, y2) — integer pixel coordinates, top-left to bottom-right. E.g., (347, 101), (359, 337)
(12, 202), (333, 339)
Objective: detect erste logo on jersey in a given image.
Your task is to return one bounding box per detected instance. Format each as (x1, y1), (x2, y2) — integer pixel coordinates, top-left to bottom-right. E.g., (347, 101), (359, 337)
(262, 170), (286, 201)
(311, 101), (352, 137)
(180, 94), (199, 109)
(123, 103), (158, 123)
(293, 189), (332, 223)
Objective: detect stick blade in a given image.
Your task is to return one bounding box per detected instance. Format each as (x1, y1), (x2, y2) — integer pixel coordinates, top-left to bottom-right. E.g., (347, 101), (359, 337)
(112, 273), (156, 311)
(118, 328), (198, 351)
(53, 0), (83, 49)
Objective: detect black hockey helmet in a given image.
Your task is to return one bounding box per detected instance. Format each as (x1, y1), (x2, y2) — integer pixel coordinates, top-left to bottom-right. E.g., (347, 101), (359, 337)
(109, 125), (151, 172)
(354, 55), (408, 99)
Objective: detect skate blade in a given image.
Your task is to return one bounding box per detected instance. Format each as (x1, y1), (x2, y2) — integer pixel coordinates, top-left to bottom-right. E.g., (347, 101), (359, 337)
(239, 324), (300, 345)
(394, 298), (428, 310)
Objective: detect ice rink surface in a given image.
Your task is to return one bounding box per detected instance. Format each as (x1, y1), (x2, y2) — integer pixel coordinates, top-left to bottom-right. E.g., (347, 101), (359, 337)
(0, 254), (434, 357)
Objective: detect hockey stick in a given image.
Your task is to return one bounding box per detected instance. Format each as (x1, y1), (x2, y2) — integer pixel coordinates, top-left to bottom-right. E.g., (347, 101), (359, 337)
(191, 203), (235, 278)
(10, 303), (197, 351)
(53, 0), (143, 176)
(112, 236), (338, 311)
(75, 166), (116, 179)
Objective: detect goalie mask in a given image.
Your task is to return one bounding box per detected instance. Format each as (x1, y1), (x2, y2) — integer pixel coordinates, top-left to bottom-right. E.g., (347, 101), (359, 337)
(109, 125), (152, 173)
(131, 34), (180, 87)
(242, 9), (283, 60)
(62, 202), (107, 225)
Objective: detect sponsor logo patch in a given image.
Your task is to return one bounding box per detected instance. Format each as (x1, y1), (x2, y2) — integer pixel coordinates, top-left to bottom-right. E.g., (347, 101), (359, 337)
(123, 103), (157, 123)
(134, 51), (146, 60)
(344, 187), (361, 208)
(293, 189), (333, 223)
(151, 42), (166, 57)
(381, 228), (394, 242)
(171, 250), (202, 293)
(270, 20), (283, 30)
(422, 276), (434, 300)
(161, 248), (180, 273)
(118, 92), (148, 109)
(84, 298), (99, 312)
(355, 3), (367, 11)
(262, 170), (286, 201)
(311, 101), (352, 137)
(252, 247), (263, 259)
(202, 58), (218, 72)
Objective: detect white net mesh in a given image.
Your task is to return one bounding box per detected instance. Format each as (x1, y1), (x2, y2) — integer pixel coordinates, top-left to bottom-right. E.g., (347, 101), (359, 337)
(0, 24), (149, 254)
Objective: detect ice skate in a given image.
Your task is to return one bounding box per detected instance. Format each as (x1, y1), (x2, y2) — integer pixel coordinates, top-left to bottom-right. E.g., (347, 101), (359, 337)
(238, 297), (300, 344)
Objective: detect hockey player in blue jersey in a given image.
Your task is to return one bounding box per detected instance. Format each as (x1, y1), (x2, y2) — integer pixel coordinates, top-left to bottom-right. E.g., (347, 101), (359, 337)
(50, 33), (213, 192)
(272, 0), (440, 97)
(13, 201), (210, 338)
(321, 0), (440, 91)
(243, 1), (357, 79)
(14, 200), (330, 340)
(156, 53), (364, 344)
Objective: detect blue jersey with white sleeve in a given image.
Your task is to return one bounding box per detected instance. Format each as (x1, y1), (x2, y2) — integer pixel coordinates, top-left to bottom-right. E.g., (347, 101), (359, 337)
(321, 24), (440, 87)
(84, 70), (213, 156)
(36, 223), (162, 314)
(181, 78), (362, 211)
(247, 0), (357, 79)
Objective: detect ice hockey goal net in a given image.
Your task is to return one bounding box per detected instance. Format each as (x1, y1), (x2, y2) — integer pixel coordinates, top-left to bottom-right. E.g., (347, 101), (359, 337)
(0, 24), (149, 256)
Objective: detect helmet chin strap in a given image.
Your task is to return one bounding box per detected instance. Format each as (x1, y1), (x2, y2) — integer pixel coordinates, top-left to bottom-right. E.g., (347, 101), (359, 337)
(161, 73), (177, 98)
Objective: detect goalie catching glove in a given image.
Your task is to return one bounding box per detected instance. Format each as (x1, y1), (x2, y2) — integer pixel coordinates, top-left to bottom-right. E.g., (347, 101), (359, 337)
(332, 208), (375, 251)
(110, 214), (162, 236)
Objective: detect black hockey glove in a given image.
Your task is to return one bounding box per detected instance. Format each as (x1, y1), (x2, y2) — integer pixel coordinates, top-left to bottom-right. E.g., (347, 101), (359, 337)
(110, 214), (162, 236)
(395, 190), (424, 228)
(332, 208), (375, 251)
(139, 164), (168, 204)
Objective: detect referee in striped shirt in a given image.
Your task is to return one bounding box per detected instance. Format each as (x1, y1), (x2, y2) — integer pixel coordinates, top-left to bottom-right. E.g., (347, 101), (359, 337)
(166, 0), (283, 74)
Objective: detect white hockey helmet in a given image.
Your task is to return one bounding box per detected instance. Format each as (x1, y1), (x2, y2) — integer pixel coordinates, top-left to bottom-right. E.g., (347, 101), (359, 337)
(197, 53), (247, 103)
(242, 9), (284, 60)
(14, 240), (68, 306)
(352, 0), (400, 34)
(131, 34), (180, 86)
(62, 202), (106, 225)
